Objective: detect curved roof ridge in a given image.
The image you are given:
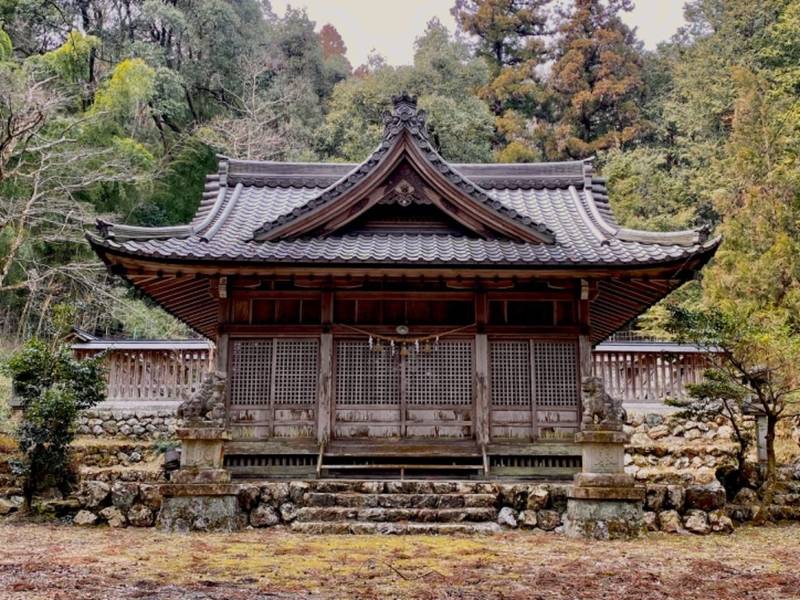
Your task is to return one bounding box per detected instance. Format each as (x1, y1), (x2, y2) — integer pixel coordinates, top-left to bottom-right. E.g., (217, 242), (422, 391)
(96, 160), (230, 243)
(250, 93), (554, 243)
(200, 182), (243, 242)
(580, 187), (712, 247)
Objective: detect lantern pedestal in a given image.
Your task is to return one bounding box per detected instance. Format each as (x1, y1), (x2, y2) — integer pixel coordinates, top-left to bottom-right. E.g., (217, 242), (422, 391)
(564, 427), (645, 540)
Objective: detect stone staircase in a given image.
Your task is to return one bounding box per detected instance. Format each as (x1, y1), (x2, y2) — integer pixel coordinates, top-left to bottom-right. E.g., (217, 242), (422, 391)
(289, 480), (502, 534)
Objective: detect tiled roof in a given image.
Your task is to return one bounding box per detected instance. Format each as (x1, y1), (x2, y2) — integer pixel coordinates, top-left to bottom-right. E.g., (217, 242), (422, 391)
(91, 94), (718, 269)
(92, 183), (717, 267)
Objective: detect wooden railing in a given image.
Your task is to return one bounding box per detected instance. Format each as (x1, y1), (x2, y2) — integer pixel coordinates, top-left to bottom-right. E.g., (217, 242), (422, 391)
(73, 340), (214, 407)
(70, 339), (711, 408)
(592, 342), (710, 404)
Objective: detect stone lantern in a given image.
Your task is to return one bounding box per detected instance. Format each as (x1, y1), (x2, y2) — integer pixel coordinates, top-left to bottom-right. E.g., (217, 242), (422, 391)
(564, 376), (645, 539)
(156, 371), (242, 531)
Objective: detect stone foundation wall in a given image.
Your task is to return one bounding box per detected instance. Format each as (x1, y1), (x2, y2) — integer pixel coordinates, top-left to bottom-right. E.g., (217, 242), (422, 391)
(3, 474), (799, 535)
(624, 413), (740, 484)
(77, 409), (178, 439)
(75, 410), (744, 486)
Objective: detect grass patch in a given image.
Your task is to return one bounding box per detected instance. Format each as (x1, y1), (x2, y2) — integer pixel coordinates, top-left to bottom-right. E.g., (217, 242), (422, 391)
(1, 523), (799, 599)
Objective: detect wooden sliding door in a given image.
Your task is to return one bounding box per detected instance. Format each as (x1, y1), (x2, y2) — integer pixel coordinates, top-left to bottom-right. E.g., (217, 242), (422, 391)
(333, 339), (474, 439)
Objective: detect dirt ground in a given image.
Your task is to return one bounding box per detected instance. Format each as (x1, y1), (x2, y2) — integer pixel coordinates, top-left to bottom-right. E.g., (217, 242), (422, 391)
(0, 522), (799, 600)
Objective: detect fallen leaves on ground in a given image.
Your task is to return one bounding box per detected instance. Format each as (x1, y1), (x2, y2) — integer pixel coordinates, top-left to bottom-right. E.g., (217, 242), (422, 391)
(0, 522), (798, 599)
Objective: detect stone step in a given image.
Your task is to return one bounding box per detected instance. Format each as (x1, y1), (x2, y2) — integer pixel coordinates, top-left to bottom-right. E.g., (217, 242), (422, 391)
(304, 492), (497, 509)
(290, 520), (502, 535)
(305, 480), (498, 495)
(295, 506), (498, 523)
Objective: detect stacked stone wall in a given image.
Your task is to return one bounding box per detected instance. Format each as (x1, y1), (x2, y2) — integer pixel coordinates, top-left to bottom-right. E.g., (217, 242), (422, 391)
(623, 413), (740, 484)
(2, 473), (798, 534)
(77, 409), (178, 439)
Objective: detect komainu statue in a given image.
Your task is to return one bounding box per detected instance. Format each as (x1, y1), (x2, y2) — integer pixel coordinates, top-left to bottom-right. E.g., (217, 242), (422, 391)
(581, 376), (626, 429)
(177, 370), (227, 425)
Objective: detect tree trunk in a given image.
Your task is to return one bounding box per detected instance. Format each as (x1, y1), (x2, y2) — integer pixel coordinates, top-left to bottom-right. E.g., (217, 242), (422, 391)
(755, 412), (778, 524)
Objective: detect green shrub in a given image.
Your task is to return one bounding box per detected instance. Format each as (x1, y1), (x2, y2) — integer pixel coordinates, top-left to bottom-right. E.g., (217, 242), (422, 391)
(2, 339), (106, 506)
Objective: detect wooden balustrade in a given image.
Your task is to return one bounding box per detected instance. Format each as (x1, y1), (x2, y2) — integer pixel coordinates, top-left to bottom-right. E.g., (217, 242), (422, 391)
(73, 342), (215, 406)
(72, 340), (710, 408)
(592, 344), (710, 405)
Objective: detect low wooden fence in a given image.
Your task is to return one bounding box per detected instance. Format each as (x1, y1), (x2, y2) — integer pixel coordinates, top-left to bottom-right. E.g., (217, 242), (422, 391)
(72, 340), (215, 407)
(71, 339), (711, 409)
(592, 342), (710, 405)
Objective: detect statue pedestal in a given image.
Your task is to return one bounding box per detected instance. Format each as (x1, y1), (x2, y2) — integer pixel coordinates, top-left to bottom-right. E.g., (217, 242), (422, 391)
(565, 427), (645, 540)
(156, 424), (242, 532)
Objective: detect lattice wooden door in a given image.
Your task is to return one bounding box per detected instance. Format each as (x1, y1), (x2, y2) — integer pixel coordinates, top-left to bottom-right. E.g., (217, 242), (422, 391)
(333, 339), (474, 439)
(228, 338), (318, 440)
(489, 339), (580, 440)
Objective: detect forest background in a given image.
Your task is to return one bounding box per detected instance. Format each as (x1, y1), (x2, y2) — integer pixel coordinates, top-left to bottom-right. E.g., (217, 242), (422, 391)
(1, 0), (799, 352)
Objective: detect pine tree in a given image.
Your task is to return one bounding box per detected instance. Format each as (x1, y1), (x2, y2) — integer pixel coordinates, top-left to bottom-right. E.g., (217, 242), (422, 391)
(451, 0), (552, 76)
(452, 0), (555, 161)
(548, 0), (646, 158)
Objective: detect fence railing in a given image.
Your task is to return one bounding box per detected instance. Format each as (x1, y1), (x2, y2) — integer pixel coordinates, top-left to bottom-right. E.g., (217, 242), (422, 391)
(72, 340), (215, 407)
(69, 339), (712, 409)
(592, 342), (710, 404)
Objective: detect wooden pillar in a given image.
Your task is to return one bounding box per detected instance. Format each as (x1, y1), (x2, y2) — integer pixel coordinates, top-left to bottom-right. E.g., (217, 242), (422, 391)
(577, 279), (593, 424)
(215, 276), (230, 375)
(474, 290), (490, 445)
(317, 333), (333, 444)
(474, 333), (490, 445)
(317, 291), (333, 444)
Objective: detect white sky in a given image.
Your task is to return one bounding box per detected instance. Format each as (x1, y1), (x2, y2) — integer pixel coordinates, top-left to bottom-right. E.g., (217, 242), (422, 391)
(269, 0), (688, 67)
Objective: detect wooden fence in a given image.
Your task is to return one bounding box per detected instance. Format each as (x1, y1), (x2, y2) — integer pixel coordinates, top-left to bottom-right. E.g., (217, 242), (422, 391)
(72, 340), (215, 407)
(592, 342), (710, 405)
(71, 339), (711, 409)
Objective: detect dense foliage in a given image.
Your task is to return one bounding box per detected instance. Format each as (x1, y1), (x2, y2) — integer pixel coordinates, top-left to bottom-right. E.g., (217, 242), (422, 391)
(3, 338), (106, 504)
(666, 305), (800, 504)
(1, 0), (800, 389)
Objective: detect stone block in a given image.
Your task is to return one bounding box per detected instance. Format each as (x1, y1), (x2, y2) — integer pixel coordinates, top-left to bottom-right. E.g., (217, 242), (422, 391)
(518, 510), (538, 529)
(289, 481), (310, 504)
(250, 504), (280, 528)
(665, 485), (686, 511)
(238, 484), (261, 511)
(157, 495), (242, 532)
(77, 481), (110, 509)
(497, 507), (518, 528)
(645, 485), (668, 512)
(128, 503), (154, 527)
(564, 499), (643, 540)
(139, 484), (163, 511)
(657, 510), (684, 533)
(575, 473), (635, 488)
(279, 502), (298, 523)
(498, 484), (527, 511)
(569, 486), (644, 501)
(0, 497), (22, 515)
(708, 509), (734, 534)
(111, 481), (139, 511)
(536, 509), (561, 531)
(99, 506), (126, 528)
(73, 510), (98, 526)
(526, 485), (550, 511)
(686, 481), (726, 511)
(683, 509), (710, 535)
(171, 468), (231, 485)
(262, 482), (290, 505)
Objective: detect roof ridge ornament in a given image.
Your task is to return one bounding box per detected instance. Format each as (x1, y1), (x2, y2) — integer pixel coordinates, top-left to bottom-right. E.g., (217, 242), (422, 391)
(382, 93), (429, 142)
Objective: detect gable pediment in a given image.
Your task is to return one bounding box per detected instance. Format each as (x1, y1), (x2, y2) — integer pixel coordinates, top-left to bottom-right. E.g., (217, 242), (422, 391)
(251, 94), (555, 244)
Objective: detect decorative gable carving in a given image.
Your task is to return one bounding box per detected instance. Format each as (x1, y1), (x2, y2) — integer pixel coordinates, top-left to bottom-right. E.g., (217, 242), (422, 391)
(251, 94), (555, 244)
